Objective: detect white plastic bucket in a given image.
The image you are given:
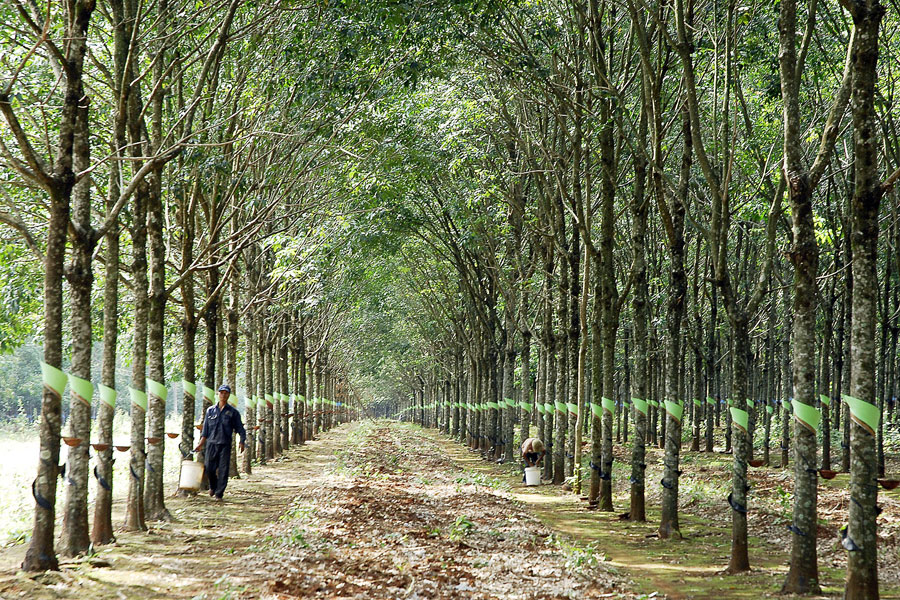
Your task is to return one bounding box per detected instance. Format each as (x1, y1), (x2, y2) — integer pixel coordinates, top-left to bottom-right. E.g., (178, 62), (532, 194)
(524, 467), (541, 486)
(179, 459), (204, 491)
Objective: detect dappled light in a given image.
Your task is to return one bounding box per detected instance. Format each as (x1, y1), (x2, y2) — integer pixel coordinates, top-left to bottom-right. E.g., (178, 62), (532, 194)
(2, 0), (900, 598)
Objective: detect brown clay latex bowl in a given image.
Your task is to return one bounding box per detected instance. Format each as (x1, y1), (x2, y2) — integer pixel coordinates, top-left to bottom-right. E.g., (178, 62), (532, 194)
(877, 479), (900, 490)
(63, 437), (82, 447)
(146, 437), (162, 445)
(748, 459), (766, 468)
(91, 443), (109, 451)
(115, 445), (130, 452)
(819, 469), (838, 480)
(166, 432), (179, 439)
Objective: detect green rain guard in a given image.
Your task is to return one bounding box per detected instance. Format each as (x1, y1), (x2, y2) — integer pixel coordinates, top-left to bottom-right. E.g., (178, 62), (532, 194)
(632, 398), (648, 416)
(791, 399), (821, 433)
(566, 402), (578, 415)
(98, 384), (117, 409)
(183, 381), (196, 398)
(729, 407), (749, 433)
(146, 378), (168, 402)
(204, 386), (215, 402)
(590, 402), (603, 418)
(41, 362), (67, 398)
(601, 396), (615, 414)
(664, 400), (683, 421)
(819, 393), (830, 407)
(843, 394), (880, 436)
(555, 401), (567, 414)
(68, 373), (93, 407)
(129, 387), (148, 412)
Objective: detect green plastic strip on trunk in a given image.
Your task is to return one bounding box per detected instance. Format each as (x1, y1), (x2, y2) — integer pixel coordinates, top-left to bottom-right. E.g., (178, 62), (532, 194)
(536, 403), (545, 414)
(265, 393), (273, 406)
(40, 362), (67, 397)
(791, 399), (820, 432)
(98, 384), (117, 409)
(203, 386), (215, 402)
(245, 396), (254, 409)
(766, 404), (774, 414)
(566, 402), (578, 415)
(590, 402), (603, 418)
(664, 400), (683, 421)
(648, 399), (658, 408)
(726, 398), (733, 406)
(729, 407), (749, 433)
(692, 398), (702, 406)
(819, 393), (830, 407)
(183, 380), (196, 397)
(601, 396), (615, 414)
(843, 394), (879, 435)
(129, 387), (148, 412)
(146, 378), (168, 402)
(68, 374), (93, 407)
(543, 402), (553, 414)
(555, 401), (567, 414)
(632, 398), (648, 416)
(520, 402), (533, 412)
(298, 394), (305, 404)
(228, 395), (237, 407)
(707, 396), (715, 405)
(487, 401), (499, 410)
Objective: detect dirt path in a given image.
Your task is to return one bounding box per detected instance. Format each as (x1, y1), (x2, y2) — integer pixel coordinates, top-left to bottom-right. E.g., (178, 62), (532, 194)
(0, 421), (634, 600)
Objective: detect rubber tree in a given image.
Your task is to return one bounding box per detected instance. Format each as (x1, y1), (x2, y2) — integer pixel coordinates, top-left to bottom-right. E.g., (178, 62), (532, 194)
(0, 0), (95, 570)
(844, 0), (893, 596)
(778, 0), (854, 589)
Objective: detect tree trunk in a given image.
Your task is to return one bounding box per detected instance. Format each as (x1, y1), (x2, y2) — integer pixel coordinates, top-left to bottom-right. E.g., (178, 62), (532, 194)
(726, 314), (751, 573)
(92, 135), (119, 547)
(124, 185), (149, 532)
(60, 104), (94, 557)
(143, 169), (170, 521)
(20, 0), (93, 571)
(845, 2), (884, 595)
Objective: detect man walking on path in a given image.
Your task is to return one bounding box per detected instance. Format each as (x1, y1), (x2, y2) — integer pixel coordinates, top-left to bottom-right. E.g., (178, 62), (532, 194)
(195, 384), (246, 500)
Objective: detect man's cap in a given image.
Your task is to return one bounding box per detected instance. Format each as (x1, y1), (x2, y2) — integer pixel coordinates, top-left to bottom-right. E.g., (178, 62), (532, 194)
(218, 384), (232, 393)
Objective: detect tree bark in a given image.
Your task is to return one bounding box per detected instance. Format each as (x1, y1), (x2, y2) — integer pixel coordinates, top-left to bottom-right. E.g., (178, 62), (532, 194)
(845, 2), (884, 596)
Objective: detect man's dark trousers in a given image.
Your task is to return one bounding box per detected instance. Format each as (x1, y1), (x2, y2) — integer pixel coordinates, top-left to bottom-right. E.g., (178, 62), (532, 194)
(205, 442), (231, 497)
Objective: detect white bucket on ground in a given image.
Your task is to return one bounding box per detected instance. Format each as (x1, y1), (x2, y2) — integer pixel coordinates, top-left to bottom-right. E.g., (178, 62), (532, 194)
(524, 467), (541, 486)
(179, 460), (204, 491)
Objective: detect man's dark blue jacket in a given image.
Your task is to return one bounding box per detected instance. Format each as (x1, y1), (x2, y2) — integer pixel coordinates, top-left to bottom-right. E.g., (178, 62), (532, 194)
(200, 403), (247, 445)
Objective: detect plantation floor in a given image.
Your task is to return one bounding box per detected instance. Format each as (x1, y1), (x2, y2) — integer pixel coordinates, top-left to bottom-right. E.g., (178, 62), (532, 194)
(2, 420), (898, 599)
(0, 421), (633, 600)
(423, 427), (900, 600)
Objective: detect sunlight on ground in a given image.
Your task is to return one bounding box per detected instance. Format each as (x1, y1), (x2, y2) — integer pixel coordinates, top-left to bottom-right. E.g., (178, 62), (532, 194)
(1, 413), (192, 545)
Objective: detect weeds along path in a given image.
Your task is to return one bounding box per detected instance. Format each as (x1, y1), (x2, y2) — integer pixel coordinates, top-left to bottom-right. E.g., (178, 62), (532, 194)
(0, 420), (633, 599)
